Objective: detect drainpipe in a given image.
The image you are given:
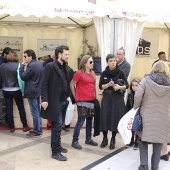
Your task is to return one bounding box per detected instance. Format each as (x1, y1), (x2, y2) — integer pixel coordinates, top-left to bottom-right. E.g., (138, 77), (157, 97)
(164, 23), (170, 60)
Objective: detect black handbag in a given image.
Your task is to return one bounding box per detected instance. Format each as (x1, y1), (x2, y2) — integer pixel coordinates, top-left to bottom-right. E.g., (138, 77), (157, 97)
(77, 105), (95, 118)
(116, 79), (125, 86)
(132, 108), (143, 131)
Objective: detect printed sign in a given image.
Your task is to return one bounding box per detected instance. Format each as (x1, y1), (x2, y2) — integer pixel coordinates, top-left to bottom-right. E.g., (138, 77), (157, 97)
(37, 39), (67, 58)
(0, 36), (23, 62)
(136, 32), (159, 58)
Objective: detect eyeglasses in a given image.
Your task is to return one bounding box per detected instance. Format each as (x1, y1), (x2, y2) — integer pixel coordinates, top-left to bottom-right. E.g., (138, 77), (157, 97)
(89, 61), (94, 64)
(24, 56), (26, 58)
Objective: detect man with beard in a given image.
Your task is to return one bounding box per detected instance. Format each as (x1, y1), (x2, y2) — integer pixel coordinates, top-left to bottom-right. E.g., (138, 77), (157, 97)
(41, 45), (71, 161)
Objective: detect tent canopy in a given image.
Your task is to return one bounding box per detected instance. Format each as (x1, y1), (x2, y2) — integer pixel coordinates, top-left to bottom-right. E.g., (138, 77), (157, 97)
(0, 0), (105, 28)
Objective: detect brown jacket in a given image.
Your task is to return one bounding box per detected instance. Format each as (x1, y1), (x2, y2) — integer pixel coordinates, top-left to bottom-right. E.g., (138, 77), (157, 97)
(134, 73), (170, 143)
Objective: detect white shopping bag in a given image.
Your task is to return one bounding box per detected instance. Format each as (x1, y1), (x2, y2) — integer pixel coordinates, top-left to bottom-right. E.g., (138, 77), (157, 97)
(117, 108), (138, 145)
(65, 99), (74, 126)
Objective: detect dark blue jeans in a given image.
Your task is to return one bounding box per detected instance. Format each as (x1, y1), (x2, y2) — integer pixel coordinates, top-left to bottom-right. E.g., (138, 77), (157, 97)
(3, 90), (28, 129)
(27, 97), (42, 134)
(72, 117), (93, 143)
(51, 100), (69, 154)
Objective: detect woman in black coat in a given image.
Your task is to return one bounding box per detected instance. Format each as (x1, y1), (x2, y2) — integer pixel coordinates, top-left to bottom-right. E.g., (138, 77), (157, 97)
(99, 54), (128, 149)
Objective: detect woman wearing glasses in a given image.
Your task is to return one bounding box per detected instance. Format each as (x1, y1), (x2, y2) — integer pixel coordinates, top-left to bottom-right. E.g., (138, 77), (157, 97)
(70, 55), (98, 149)
(99, 54), (128, 149)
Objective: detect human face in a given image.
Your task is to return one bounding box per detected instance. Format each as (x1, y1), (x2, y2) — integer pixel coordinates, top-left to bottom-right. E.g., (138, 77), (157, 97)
(107, 58), (117, 70)
(59, 49), (69, 64)
(85, 57), (94, 70)
(116, 50), (125, 63)
(131, 81), (139, 92)
(24, 53), (32, 63)
(159, 54), (166, 61)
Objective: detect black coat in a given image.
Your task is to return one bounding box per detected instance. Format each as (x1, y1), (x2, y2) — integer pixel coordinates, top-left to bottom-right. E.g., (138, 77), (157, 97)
(125, 91), (134, 112)
(99, 66), (129, 132)
(40, 61), (71, 121)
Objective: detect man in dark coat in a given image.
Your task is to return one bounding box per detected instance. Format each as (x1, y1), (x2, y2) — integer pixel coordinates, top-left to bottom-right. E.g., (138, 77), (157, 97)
(19, 49), (43, 137)
(41, 45), (70, 161)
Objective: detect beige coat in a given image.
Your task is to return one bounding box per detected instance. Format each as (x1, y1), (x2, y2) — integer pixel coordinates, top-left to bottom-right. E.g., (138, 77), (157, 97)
(134, 74), (170, 143)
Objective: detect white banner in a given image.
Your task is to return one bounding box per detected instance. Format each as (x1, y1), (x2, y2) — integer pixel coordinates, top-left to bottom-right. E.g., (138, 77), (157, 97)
(0, 36), (23, 62)
(136, 32), (159, 59)
(37, 39), (67, 59)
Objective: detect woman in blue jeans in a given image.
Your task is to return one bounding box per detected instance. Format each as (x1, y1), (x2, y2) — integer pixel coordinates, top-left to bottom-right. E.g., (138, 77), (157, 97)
(0, 51), (30, 132)
(70, 55), (98, 149)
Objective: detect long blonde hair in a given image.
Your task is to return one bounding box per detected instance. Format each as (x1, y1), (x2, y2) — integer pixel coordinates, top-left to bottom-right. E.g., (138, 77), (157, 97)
(151, 61), (170, 77)
(79, 55), (96, 80)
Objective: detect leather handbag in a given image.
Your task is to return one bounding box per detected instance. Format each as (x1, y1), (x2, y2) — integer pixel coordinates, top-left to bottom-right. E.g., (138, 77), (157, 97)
(132, 108), (143, 131)
(77, 105), (95, 118)
(116, 79), (125, 86)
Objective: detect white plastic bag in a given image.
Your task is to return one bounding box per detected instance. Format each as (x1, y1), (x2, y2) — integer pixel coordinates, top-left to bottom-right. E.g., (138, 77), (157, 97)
(65, 100), (74, 126)
(117, 108), (138, 144)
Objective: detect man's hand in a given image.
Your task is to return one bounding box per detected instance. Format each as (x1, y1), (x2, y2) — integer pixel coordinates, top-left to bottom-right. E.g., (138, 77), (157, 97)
(41, 102), (48, 110)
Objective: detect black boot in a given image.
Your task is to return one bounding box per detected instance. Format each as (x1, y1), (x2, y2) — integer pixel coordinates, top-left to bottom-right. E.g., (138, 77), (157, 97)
(109, 137), (115, 150)
(100, 137), (108, 148)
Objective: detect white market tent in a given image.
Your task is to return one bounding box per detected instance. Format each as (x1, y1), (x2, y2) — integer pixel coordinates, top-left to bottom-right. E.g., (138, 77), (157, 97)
(1, 0), (170, 71)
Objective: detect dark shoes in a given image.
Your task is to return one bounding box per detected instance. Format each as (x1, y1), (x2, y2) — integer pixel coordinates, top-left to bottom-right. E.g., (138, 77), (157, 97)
(51, 152), (67, 161)
(23, 127), (31, 132)
(26, 132), (41, 138)
(109, 137), (115, 150)
(138, 165), (149, 170)
(62, 127), (69, 132)
(61, 147), (68, 153)
(72, 141), (82, 149)
(10, 128), (15, 133)
(100, 137), (108, 148)
(85, 139), (98, 146)
(160, 154), (169, 161)
(126, 141), (134, 148)
(133, 142), (139, 150)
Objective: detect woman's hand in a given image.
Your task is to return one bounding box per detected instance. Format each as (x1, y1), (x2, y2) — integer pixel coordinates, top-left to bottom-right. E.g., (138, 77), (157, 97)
(113, 84), (121, 91)
(108, 80), (114, 87)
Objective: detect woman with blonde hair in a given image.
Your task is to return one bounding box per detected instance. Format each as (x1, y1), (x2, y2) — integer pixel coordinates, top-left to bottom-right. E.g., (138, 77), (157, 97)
(0, 51), (30, 133)
(134, 61), (170, 170)
(70, 55), (98, 149)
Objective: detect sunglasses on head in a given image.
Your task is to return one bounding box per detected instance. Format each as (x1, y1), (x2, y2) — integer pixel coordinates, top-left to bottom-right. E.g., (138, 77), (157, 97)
(89, 61), (93, 64)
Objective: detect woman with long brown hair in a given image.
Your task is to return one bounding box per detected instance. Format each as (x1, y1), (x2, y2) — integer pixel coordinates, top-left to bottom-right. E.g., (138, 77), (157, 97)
(70, 55), (98, 149)
(0, 51), (30, 132)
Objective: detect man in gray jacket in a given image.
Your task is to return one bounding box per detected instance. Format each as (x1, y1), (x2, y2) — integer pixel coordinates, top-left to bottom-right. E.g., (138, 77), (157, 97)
(116, 47), (131, 78)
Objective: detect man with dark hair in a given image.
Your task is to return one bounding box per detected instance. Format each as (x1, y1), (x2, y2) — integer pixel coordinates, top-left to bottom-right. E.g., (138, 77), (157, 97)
(19, 49), (43, 138)
(152, 51), (167, 66)
(41, 45), (70, 161)
(116, 47), (131, 78)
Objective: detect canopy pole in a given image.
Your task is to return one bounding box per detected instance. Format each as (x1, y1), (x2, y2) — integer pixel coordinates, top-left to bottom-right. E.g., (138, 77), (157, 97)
(0, 14), (10, 20)
(83, 28), (86, 55)
(68, 17), (85, 29)
(110, 18), (119, 55)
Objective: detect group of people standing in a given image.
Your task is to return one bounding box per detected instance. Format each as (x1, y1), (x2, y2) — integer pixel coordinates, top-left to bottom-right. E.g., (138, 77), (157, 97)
(0, 45), (170, 170)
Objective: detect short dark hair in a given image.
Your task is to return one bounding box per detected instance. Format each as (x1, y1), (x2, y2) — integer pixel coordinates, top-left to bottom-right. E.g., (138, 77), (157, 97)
(106, 54), (116, 62)
(2, 47), (12, 56)
(119, 47), (125, 55)
(55, 45), (69, 59)
(158, 51), (165, 57)
(24, 49), (36, 59)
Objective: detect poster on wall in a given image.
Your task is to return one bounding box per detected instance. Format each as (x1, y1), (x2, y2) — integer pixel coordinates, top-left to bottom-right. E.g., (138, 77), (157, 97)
(0, 36), (23, 62)
(37, 39), (67, 63)
(136, 32), (159, 59)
